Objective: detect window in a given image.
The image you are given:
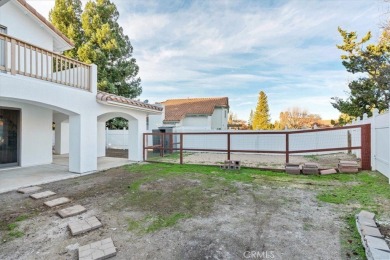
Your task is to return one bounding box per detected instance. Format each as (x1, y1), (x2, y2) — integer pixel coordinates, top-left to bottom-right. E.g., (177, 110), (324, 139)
(146, 116), (149, 130)
(224, 110), (227, 118)
(0, 25), (6, 68)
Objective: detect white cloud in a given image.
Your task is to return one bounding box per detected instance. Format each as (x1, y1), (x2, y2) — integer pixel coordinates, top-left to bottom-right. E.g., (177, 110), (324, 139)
(27, 0), (388, 122)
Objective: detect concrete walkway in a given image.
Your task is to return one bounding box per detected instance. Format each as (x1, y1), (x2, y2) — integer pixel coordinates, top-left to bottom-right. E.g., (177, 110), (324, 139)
(0, 156), (134, 194)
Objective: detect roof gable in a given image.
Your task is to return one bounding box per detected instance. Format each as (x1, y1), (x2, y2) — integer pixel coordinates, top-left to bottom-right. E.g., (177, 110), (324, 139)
(162, 97), (229, 122)
(14, 0), (74, 51)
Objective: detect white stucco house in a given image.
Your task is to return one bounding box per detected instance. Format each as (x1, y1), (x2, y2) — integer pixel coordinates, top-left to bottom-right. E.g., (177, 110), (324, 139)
(148, 97), (229, 131)
(0, 0), (162, 173)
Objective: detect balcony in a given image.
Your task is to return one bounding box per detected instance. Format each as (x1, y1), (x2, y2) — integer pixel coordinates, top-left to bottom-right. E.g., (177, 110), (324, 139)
(0, 32), (91, 91)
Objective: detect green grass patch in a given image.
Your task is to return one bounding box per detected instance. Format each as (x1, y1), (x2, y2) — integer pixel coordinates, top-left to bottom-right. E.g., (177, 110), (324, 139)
(8, 230), (24, 238)
(7, 223), (17, 231)
(15, 214), (28, 222)
(340, 214), (366, 259)
(146, 213), (191, 233)
(127, 213), (191, 234)
(317, 171), (390, 211)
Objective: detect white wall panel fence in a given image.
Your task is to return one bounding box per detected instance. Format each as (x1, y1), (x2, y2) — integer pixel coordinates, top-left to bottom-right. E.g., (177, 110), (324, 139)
(350, 109), (389, 180)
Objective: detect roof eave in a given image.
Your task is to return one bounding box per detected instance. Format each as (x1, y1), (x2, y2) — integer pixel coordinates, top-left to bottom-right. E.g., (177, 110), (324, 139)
(97, 100), (163, 114)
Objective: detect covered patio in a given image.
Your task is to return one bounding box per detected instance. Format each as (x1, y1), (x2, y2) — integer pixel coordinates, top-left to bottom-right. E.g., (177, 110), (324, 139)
(0, 155), (134, 193)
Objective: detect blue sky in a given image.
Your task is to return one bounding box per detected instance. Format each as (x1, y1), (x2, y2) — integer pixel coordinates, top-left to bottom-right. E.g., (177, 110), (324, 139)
(28, 0), (387, 121)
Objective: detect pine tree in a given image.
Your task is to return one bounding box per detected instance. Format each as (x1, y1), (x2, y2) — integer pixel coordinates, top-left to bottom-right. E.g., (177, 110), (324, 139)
(79, 0), (141, 98)
(49, 0), (83, 59)
(252, 91), (271, 130)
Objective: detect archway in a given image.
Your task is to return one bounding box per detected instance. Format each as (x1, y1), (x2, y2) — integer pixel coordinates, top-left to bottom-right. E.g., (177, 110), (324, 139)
(97, 112), (141, 161)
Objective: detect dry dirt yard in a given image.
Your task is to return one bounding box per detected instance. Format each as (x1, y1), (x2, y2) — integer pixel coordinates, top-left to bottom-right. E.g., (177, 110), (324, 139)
(154, 152), (359, 169)
(0, 163), (388, 260)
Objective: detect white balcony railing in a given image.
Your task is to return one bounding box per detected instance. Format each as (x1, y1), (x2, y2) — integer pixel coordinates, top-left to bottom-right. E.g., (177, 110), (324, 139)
(0, 33), (91, 91)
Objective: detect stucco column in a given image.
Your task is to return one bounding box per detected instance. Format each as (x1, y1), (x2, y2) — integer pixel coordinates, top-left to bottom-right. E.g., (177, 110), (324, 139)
(97, 121), (106, 157)
(53, 116), (69, 155)
(69, 114), (97, 173)
(128, 117), (145, 161)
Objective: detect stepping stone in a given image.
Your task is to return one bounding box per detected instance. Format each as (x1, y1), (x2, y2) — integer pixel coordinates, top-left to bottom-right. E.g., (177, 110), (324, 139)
(370, 248), (390, 260)
(360, 225), (383, 238)
(365, 236), (390, 251)
(68, 216), (103, 236)
(30, 191), (56, 199)
(358, 216), (377, 227)
(358, 210), (376, 220)
(44, 197), (70, 207)
(17, 186), (42, 194)
(58, 205), (87, 218)
(78, 237), (116, 260)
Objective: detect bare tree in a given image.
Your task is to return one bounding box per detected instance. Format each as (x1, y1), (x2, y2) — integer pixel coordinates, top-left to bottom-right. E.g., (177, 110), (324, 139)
(278, 107), (321, 129)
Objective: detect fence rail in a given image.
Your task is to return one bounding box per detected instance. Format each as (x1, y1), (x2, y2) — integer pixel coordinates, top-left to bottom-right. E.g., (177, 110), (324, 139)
(143, 124), (371, 170)
(0, 32), (91, 91)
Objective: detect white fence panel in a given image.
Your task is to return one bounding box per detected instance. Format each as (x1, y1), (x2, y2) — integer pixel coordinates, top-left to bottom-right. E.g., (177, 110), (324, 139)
(351, 109), (389, 180)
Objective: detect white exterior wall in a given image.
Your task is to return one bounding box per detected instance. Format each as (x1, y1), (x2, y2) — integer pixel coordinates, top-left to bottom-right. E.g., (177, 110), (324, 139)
(182, 116), (210, 128)
(211, 107), (228, 130)
(1, 100), (52, 167)
(0, 2), (54, 51)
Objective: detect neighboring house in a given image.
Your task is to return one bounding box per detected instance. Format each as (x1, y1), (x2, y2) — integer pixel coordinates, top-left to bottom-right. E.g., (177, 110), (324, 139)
(0, 0), (162, 173)
(149, 97), (229, 131)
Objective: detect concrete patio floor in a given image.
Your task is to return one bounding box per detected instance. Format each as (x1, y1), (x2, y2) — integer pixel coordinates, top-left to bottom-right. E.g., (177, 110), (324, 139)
(0, 155), (134, 194)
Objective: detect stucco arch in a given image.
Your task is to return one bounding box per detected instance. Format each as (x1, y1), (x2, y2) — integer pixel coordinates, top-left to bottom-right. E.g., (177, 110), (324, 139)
(96, 111), (143, 161)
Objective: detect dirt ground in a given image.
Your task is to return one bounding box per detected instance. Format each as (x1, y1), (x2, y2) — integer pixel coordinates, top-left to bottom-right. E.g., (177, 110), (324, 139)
(154, 152), (359, 169)
(0, 164), (346, 260)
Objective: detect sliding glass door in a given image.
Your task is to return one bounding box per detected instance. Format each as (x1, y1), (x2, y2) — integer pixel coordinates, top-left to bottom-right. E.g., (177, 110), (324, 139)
(0, 109), (19, 167)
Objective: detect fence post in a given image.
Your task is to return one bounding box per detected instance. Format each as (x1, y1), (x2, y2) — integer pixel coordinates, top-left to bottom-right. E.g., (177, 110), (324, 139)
(361, 124), (371, 170)
(180, 133), (183, 164)
(161, 133), (165, 157)
(285, 133), (289, 164)
(143, 133), (146, 161)
(371, 109), (378, 171)
(227, 133), (231, 160)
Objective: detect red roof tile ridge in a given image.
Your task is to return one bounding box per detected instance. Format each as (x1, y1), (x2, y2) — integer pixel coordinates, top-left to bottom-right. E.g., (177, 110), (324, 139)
(96, 91), (163, 111)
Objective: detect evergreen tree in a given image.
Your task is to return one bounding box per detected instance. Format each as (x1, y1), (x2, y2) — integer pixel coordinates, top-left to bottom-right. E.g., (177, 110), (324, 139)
(331, 27), (390, 117)
(79, 0), (141, 98)
(49, 0), (83, 59)
(252, 91), (271, 130)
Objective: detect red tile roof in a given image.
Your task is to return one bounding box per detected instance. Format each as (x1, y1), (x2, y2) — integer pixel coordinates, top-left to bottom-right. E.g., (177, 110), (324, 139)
(96, 91), (163, 112)
(16, 0), (74, 47)
(162, 97), (229, 122)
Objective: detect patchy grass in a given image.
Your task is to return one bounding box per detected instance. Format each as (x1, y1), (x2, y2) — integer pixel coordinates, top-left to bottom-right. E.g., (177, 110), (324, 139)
(340, 214), (366, 259)
(124, 163), (390, 258)
(1, 214), (29, 242)
(127, 213), (191, 234)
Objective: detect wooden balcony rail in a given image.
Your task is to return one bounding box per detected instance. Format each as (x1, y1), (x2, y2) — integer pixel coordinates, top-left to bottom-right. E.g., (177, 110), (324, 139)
(0, 33), (91, 91)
